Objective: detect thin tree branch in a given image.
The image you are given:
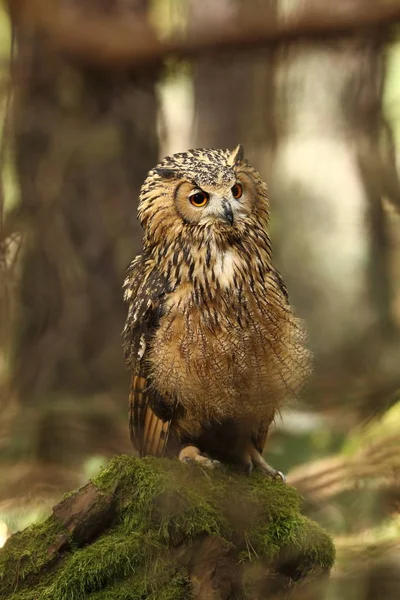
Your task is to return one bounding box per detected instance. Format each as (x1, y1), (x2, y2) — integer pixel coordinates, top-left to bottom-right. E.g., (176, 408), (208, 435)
(8, 0), (400, 70)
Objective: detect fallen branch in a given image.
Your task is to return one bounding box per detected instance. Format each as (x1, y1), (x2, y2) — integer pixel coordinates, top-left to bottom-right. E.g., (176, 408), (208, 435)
(9, 0), (400, 70)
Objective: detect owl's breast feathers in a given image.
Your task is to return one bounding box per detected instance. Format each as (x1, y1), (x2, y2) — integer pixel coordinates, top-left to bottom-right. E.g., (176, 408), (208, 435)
(123, 237), (310, 433)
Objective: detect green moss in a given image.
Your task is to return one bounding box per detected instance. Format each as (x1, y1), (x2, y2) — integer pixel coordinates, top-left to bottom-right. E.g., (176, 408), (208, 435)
(0, 517), (67, 595)
(84, 554), (190, 600)
(0, 456), (335, 599)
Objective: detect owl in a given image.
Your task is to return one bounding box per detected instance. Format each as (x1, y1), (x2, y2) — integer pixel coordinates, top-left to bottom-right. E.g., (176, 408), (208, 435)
(123, 145), (311, 478)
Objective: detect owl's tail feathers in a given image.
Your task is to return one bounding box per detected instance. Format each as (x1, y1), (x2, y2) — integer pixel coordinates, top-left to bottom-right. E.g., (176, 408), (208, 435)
(141, 404), (171, 457)
(129, 375), (171, 458)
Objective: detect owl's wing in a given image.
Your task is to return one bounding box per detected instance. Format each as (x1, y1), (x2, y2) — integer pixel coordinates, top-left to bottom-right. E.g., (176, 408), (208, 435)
(129, 374), (171, 457)
(123, 255), (171, 457)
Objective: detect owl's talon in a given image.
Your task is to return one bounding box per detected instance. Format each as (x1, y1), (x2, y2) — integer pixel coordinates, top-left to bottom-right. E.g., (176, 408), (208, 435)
(244, 462), (254, 476)
(258, 466), (286, 483)
(205, 458), (221, 469)
(246, 445), (286, 483)
(274, 470), (286, 483)
(179, 445), (220, 470)
(182, 456), (220, 470)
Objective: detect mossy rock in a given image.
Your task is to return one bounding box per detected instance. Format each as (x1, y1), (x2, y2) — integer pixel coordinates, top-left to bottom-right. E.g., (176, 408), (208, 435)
(0, 456), (335, 599)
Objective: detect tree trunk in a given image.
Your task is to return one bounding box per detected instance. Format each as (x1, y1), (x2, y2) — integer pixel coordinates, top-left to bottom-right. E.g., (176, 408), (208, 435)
(268, 0), (400, 415)
(8, 0), (158, 468)
(189, 0), (277, 164)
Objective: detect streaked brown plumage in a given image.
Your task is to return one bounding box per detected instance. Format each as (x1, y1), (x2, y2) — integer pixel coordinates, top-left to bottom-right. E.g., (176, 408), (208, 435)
(123, 145), (311, 476)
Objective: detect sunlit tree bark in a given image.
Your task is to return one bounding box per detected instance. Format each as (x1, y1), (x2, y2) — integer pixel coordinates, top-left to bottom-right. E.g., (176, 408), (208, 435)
(270, 0), (400, 414)
(189, 0), (277, 162)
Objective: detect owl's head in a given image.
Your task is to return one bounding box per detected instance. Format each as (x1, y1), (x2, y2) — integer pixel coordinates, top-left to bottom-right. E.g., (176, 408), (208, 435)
(138, 145), (269, 243)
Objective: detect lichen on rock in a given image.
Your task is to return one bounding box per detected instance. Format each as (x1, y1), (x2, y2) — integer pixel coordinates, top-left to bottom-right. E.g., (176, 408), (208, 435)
(0, 456), (335, 599)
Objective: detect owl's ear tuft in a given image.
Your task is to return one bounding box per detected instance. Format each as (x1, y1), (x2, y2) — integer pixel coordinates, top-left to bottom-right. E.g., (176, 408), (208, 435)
(154, 167), (179, 179)
(227, 144), (244, 167)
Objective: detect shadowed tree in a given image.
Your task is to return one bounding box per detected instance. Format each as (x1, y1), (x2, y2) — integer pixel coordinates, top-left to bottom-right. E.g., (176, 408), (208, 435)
(6, 0), (158, 478)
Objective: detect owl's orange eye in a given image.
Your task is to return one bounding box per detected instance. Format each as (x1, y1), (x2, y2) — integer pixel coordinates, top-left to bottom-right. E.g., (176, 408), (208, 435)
(189, 190), (209, 207)
(231, 183), (243, 199)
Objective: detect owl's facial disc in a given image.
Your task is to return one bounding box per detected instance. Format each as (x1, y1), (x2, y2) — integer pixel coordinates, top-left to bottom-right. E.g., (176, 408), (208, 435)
(174, 179), (250, 227)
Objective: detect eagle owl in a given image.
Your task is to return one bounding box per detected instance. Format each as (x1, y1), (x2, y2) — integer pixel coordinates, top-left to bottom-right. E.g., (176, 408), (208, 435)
(123, 145), (311, 478)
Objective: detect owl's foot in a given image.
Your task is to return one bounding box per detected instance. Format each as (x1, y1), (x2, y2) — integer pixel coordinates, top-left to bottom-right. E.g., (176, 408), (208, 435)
(179, 445), (221, 470)
(245, 447), (286, 483)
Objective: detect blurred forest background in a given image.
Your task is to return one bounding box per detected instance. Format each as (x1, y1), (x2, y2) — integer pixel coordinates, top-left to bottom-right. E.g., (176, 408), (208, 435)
(0, 0), (400, 598)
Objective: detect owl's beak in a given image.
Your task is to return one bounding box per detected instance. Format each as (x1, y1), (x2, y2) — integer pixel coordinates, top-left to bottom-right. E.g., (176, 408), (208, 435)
(221, 200), (234, 226)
